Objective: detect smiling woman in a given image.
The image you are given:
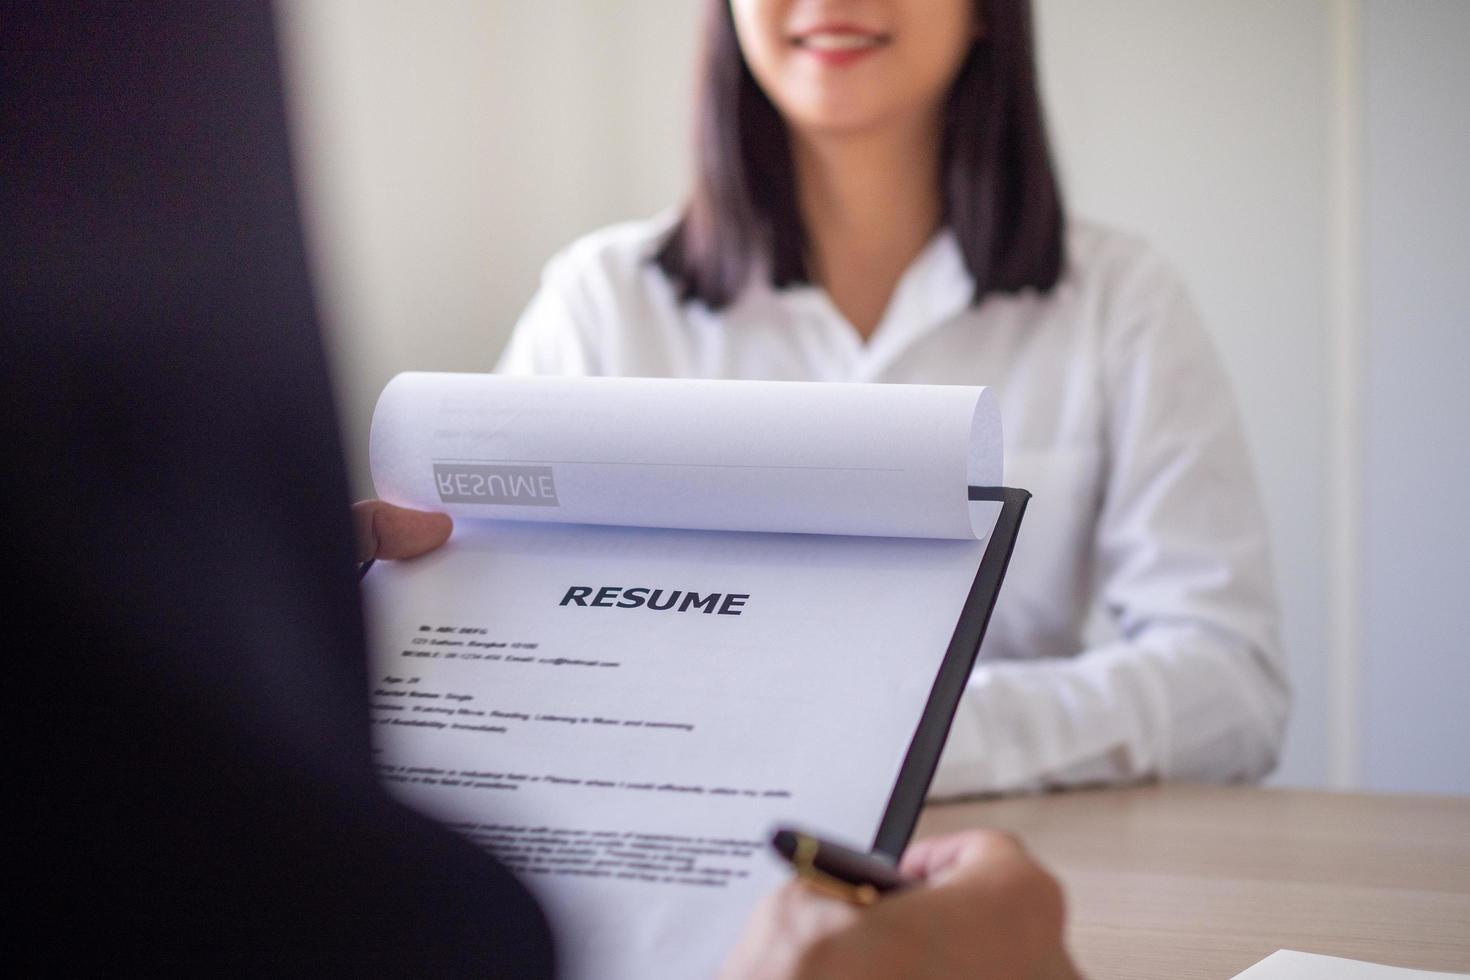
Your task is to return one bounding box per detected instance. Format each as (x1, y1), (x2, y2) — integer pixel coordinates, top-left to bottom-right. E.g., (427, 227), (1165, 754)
(496, 0), (1288, 799)
(657, 0), (1062, 327)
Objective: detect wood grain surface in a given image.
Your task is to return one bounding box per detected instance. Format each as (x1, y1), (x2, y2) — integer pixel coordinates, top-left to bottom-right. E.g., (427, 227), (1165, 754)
(916, 784), (1470, 979)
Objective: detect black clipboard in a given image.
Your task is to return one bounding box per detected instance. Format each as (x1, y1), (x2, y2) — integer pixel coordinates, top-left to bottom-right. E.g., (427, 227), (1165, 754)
(870, 486), (1031, 859)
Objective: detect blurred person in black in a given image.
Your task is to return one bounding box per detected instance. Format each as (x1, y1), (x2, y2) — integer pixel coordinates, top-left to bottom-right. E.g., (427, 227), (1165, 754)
(4, 4), (1076, 977)
(5, 3), (552, 975)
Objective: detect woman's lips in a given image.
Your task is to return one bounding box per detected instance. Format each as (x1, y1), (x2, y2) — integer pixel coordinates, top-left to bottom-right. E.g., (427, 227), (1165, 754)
(789, 26), (891, 67)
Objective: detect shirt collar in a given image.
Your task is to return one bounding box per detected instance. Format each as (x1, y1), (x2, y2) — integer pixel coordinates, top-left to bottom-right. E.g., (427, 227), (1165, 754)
(734, 226), (975, 378)
(860, 227), (973, 376)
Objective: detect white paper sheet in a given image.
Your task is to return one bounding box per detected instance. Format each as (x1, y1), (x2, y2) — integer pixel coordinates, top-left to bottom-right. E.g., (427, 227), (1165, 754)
(370, 374), (1002, 539)
(363, 374), (1007, 979)
(1232, 951), (1468, 979)
(364, 521), (987, 979)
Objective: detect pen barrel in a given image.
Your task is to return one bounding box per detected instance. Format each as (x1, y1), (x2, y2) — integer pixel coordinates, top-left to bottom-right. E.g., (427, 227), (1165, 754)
(774, 829), (908, 894)
(811, 838), (907, 892)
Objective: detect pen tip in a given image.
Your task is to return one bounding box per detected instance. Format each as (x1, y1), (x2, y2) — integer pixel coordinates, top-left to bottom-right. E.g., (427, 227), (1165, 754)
(771, 829), (797, 859)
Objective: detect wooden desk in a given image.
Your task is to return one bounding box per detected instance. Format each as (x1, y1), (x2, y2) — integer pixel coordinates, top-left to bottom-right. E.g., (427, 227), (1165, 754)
(916, 785), (1470, 979)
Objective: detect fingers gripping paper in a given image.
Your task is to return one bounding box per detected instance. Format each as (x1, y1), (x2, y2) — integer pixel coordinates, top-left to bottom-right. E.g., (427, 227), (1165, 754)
(370, 374), (1002, 539)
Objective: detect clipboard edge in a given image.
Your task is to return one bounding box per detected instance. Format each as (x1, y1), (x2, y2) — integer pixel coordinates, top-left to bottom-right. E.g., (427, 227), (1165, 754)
(869, 485), (1031, 860)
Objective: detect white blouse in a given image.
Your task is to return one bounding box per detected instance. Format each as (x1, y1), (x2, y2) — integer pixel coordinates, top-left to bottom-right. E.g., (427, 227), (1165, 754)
(497, 215), (1288, 797)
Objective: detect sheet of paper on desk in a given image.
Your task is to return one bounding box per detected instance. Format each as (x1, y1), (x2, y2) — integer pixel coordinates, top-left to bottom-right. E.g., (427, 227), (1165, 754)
(1232, 950), (1469, 979)
(362, 375), (1005, 980)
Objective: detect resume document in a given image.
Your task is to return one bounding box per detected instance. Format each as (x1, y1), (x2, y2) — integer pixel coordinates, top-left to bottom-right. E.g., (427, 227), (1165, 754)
(362, 375), (1007, 979)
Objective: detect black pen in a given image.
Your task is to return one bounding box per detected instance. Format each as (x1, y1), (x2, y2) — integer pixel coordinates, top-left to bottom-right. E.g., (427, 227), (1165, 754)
(770, 828), (909, 906)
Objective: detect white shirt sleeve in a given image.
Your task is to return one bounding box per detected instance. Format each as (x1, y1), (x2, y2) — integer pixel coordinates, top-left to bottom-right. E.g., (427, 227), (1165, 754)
(930, 253), (1290, 797)
(496, 249), (603, 376)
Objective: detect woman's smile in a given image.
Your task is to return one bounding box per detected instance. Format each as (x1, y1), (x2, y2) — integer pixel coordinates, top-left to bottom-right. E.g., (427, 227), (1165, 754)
(735, 0), (974, 135)
(788, 24), (893, 67)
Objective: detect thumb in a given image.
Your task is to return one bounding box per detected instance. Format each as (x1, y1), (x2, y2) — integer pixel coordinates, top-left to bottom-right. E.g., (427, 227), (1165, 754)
(352, 500), (453, 562)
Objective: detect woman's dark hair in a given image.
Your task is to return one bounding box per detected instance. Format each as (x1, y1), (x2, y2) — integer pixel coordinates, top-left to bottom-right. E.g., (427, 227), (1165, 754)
(655, 0), (1065, 310)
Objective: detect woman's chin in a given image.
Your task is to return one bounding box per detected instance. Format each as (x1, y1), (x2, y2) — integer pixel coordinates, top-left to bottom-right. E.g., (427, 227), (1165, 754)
(781, 99), (897, 141)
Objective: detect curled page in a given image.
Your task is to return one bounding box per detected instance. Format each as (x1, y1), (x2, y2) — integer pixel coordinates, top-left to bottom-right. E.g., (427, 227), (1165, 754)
(371, 374), (1001, 539)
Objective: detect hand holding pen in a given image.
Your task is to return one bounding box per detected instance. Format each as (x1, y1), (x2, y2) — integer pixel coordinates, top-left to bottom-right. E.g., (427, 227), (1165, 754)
(718, 829), (1081, 980)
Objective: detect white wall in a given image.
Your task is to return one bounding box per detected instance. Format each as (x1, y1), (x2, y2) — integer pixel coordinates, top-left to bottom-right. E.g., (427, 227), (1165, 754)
(277, 0), (1467, 793)
(276, 0), (702, 493)
(1360, 0), (1470, 794)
